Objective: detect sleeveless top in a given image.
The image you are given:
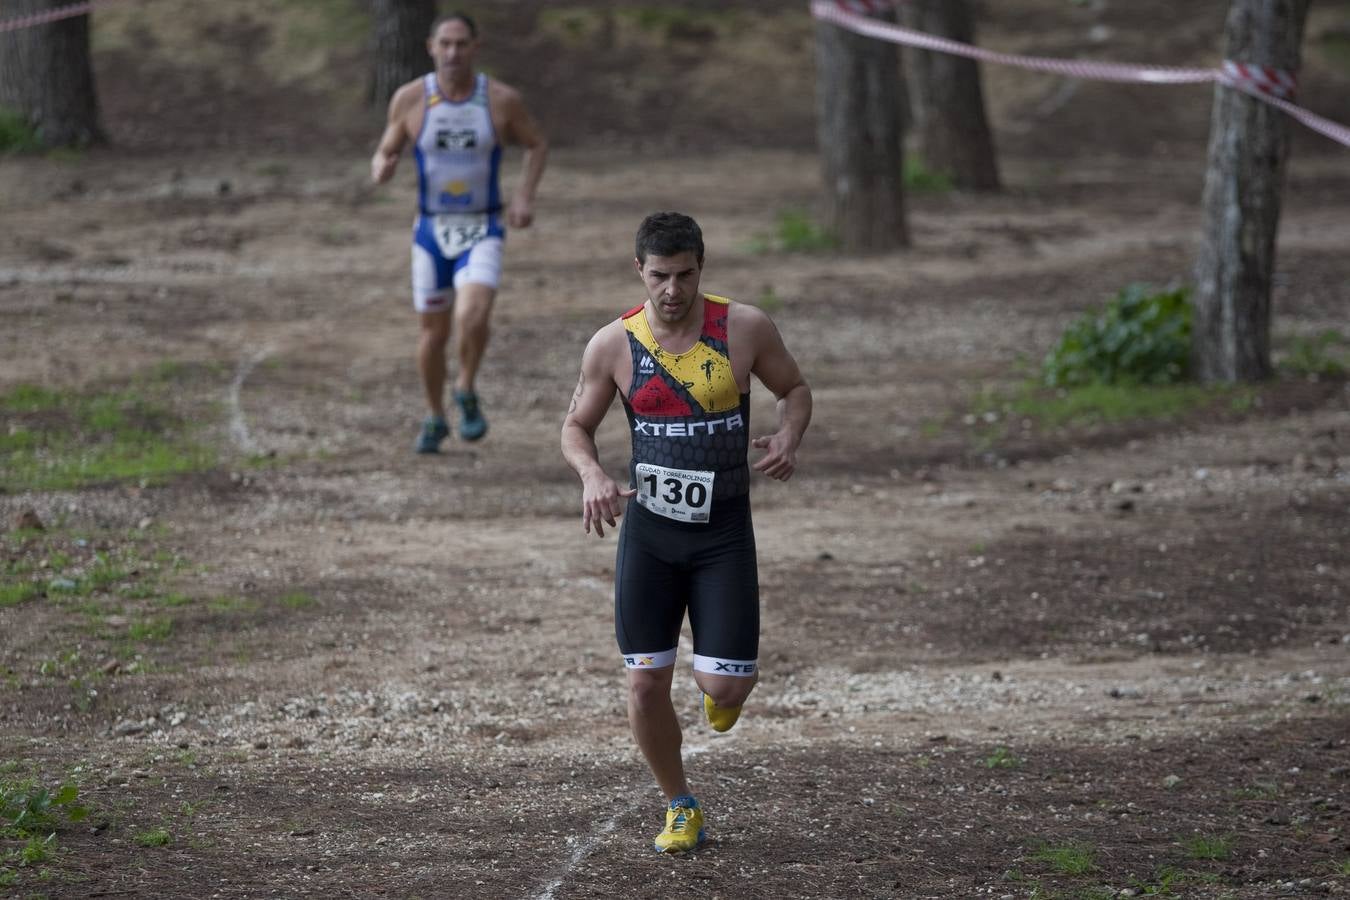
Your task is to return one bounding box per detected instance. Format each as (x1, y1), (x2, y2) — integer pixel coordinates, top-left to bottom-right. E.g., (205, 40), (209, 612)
(622, 295), (752, 503)
(413, 72), (504, 224)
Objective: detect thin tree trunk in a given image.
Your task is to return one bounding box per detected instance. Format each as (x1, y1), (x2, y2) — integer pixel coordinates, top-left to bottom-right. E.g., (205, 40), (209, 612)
(1192, 0), (1312, 383)
(370, 0), (438, 108)
(903, 0), (1000, 191)
(814, 8), (909, 253)
(0, 0), (104, 147)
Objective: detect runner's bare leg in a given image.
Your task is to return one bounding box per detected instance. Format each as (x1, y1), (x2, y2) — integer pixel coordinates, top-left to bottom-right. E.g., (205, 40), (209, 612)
(418, 309), (452, 418)
(627, 667), (691, 801)
(453, 282), (496, 394)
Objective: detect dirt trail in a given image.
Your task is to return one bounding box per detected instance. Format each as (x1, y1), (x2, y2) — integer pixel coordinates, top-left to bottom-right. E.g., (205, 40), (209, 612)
(1, 133), (1348, 899)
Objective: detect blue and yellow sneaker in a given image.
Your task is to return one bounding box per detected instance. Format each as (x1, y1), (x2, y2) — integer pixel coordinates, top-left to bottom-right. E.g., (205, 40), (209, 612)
(415, 416), (449, 454)
(454, 390), (488, 441)
(704, 693), (742, 733)
(653, 796), (705, 853)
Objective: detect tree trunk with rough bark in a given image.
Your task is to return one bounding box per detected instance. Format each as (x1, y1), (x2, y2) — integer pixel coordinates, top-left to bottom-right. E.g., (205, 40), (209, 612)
(0, 0), (104, 148)
(814, 8), (909, 253)
(370, 0), (437, 107)
(903, 0), (1000, 191)
(1192, 0), (1312, 383)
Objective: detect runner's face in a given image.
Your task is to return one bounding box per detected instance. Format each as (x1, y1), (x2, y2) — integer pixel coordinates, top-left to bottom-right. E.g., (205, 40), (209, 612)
(429, 21), (478, 81)
(637, 252), (702, 325)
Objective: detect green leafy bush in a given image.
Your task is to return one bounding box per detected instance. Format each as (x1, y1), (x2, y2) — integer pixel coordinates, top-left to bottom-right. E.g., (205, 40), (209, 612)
(1, 779), (88, 837)
(1043, 283), (1192, 388)
(0, 108), (40, 154)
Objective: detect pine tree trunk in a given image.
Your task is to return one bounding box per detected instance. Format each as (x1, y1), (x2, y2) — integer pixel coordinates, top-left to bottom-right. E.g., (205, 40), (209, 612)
(1192, 0), (1312, 383)
(903, 0), (1000, 191)
(814, 8), (909, 253)
(0, 0), (104, 147)
(370, 0), (438, 107)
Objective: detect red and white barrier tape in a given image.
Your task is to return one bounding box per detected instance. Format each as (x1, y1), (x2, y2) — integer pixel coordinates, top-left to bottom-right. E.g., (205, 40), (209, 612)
(812, 0), (1350, 149)
(0, 0), (125, 34)
(1220, 60), (1297, 100)
(833, 0), (901, 14)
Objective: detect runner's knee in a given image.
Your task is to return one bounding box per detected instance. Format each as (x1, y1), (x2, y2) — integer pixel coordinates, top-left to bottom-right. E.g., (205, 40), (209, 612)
(696, 672), (756, 709)
(419, 312), (452, 342)
(627, 669), (674, 713)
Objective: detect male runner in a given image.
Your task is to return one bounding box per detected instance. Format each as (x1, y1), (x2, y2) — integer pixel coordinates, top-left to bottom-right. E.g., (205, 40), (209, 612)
(371, 11), (548, 451)
(561, 212), (812, 852)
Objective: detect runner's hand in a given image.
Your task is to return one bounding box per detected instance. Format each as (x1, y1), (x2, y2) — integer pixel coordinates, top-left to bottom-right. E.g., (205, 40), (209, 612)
(752, 432), (798, 481)
(507, 195), (534, 229)
(581, 476), (637, 537)
(371, 151), (398, 184)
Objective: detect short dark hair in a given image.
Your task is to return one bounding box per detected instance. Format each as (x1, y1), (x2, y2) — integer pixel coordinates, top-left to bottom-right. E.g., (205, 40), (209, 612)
(431, 12), (478, 39)
(635, 212), (704, 266)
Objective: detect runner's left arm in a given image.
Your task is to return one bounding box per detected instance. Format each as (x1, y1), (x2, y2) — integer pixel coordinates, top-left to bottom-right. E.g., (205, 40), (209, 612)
(743, 306), (812, 482)
(498, 87), (549, 229)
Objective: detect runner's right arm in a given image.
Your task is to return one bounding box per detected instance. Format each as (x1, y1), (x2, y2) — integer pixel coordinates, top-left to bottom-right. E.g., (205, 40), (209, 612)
(561, 323), (636, 537)
(371, 83), (419, 185)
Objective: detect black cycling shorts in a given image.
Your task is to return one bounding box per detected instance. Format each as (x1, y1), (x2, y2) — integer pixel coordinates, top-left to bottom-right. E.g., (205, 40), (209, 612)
(614, 494), (759, 676)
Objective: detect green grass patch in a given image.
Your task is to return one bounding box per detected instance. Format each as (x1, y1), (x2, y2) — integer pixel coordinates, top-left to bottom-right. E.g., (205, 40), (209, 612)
(134, 827), (171, 848)
(37, 649), (82, 678)
(0, 582), (40, 608)
(278, 591), (317, 609)
(617, 5), (737, 39)
(747, 209), (837, 254)
(16, 833), (55, 866)
(539, 7), (606, 43)
(1031, 841), (1098, 876)
(0, 381), (217, 492)
(1182, 833), (1233, 861)
(209, 595), (254, 614)
(1129, 864), (1219, 896)
(1279, 329), (1348, 378)
(1230, 782), (1279, 800)
(984, 746), (1021, 769)
(155, 593), (194, 608)
(973, 379), (1251, 432)
(127, 617), (173, 642)
(774, 209), (836, 253)
(0, 107), (40, 154)
(904, 156), (954, 192)
(753, 285), (784, 312)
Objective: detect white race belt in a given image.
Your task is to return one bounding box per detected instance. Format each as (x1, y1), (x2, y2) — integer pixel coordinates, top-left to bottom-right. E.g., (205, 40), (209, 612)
(431, 212), (490, 258)
(635, 463), (714, 523)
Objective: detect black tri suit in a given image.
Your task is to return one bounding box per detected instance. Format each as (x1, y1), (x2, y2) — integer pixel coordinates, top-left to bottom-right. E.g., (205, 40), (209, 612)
(614, 294), (759, 678)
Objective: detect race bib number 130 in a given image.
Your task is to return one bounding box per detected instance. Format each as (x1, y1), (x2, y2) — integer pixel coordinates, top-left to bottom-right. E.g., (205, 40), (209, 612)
(432, 212), (488, 259)
(635, 463), (714, 523)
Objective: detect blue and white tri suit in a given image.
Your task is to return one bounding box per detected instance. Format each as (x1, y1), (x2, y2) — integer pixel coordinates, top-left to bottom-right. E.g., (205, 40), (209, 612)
(410, 72), (505, 312)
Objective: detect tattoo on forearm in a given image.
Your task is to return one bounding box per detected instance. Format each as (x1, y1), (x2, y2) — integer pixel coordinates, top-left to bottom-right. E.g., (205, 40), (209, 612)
(568, 372), (585, 415)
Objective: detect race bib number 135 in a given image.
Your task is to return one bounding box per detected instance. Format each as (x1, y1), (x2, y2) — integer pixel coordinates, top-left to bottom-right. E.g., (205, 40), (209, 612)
(432, 212), (488, 259)
(635, 463), (714, 523)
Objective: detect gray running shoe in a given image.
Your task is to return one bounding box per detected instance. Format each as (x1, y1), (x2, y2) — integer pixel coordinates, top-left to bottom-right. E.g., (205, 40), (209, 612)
(415, 416), (450, 454)
(454, 390), (488, 441)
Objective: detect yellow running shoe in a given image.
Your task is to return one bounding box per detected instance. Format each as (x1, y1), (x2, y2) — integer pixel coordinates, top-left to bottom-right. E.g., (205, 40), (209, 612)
(653, 797), (705, 853)
(704, 693), (742, 733)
